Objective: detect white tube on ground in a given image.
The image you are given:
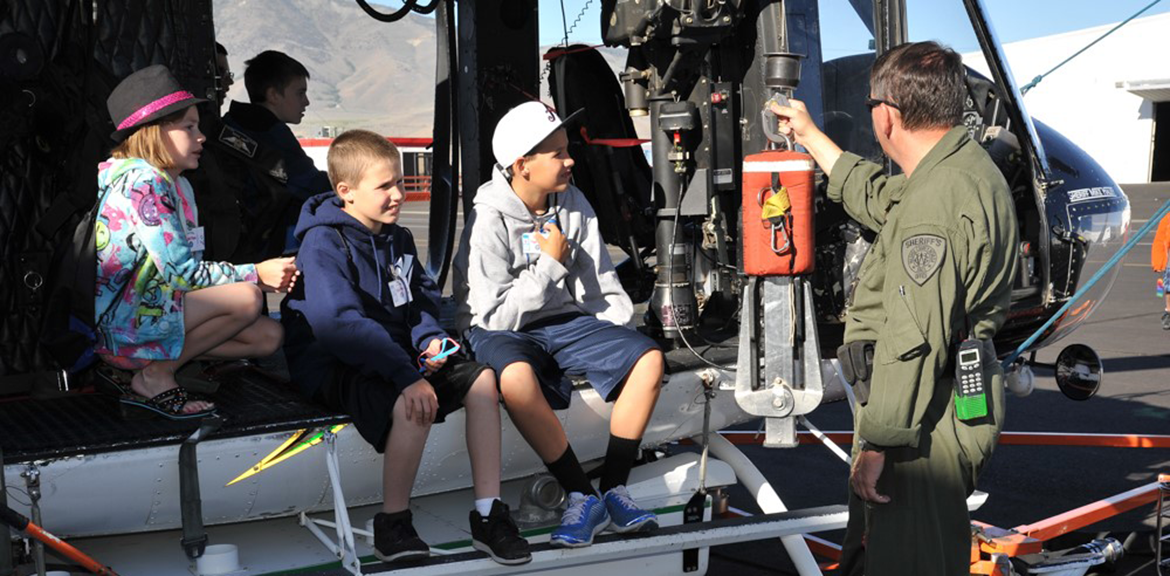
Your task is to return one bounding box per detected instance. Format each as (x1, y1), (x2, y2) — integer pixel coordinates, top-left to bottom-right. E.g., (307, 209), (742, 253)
(705, 433), (823, 576)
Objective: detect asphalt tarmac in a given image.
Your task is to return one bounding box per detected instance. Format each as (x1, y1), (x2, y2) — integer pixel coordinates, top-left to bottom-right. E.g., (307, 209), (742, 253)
(385, 182), (1170, 575)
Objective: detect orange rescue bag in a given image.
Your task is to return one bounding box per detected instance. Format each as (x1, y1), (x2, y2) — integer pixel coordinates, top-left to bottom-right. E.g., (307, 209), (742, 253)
(742, 148), (816, 276)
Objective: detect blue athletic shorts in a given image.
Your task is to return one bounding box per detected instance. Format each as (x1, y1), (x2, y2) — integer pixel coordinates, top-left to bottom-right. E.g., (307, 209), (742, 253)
(467, 314), (660, 410)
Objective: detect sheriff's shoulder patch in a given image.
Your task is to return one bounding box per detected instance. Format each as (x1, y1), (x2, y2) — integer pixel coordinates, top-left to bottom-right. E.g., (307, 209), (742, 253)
(902, 234), (946, 286)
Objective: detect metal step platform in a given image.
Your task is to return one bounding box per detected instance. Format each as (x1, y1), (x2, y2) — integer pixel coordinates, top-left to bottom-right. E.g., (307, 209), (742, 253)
(0, 361), (346, 463)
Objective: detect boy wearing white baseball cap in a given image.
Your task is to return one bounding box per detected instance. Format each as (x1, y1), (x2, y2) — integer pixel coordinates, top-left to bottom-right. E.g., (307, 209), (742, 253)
(454, 101), (665, 547)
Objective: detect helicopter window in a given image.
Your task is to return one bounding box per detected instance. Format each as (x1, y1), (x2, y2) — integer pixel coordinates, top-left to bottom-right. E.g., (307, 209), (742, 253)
(816, 2), (875, 61)
(815, 0), (1042, 308)
(816, 2), (879, 163)
(820, 53), (882, 164)
(905, 0), (981, 55)
(816, 0), (1000, 163)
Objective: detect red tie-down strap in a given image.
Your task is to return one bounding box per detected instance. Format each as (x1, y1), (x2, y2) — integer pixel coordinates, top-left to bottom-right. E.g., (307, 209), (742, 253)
(543, 44), (606, 61)
(578, 126), (649, 148)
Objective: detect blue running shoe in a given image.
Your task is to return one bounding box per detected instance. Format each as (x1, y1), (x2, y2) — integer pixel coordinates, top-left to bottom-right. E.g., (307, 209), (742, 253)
(603, 485), (658, 533)
(549, 492), (610, 548)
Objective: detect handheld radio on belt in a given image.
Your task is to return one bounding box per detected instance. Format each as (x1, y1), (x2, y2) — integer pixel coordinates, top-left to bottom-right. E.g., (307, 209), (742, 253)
(954, 339), (989, 420)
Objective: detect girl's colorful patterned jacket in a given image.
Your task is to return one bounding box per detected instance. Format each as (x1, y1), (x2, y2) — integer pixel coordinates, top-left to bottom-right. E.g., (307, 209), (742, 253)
(95, 157), (258, 360)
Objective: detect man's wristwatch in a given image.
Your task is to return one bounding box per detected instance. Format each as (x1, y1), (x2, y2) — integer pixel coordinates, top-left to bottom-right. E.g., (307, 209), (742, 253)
(859, 439), (885, 453)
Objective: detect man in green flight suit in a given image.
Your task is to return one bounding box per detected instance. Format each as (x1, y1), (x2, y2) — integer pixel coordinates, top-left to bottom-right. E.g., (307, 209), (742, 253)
(772, 41), (1019, 574)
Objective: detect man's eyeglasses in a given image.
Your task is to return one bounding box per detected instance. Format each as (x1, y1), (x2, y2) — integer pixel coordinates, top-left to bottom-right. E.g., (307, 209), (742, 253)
(217, 71), (234, 81)
(866, 97), (900, 111)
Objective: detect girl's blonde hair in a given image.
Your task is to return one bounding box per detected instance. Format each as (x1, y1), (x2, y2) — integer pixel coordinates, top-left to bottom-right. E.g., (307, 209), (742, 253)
(110, 108), (190, 170)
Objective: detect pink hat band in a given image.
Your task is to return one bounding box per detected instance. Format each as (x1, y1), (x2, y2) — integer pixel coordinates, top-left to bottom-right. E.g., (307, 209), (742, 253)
(116, 90), (196, 131)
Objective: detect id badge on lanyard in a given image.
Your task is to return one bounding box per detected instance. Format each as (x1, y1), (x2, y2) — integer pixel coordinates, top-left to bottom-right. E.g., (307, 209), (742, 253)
(521, 232), (541, 256)
(389, 277), (410, 307)
(388, 254), (415, 307)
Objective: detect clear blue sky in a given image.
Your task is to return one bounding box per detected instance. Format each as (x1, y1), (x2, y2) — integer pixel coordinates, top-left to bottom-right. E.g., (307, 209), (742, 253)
(538, 0), (1169, 53)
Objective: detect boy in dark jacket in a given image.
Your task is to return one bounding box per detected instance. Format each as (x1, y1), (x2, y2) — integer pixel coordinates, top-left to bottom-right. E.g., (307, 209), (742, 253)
(223, 50), (330, 202)
(222, 51), (332, 256)
(281, 130), (530, 565)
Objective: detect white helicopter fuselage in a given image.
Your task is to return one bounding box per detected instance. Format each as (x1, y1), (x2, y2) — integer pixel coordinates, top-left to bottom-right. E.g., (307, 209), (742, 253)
(4, 367), (748, 539)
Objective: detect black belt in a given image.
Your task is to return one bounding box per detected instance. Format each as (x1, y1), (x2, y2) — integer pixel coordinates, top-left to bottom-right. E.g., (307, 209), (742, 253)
(839, 338), (997, 404)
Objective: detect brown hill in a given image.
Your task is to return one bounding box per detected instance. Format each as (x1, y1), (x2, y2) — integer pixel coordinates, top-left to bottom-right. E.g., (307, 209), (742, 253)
(214, 0), (437, 136)
(213, 0), (631, 138)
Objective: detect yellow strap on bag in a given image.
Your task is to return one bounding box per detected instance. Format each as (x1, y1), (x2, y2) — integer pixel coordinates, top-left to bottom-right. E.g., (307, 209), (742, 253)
(761, 186), (791, 225)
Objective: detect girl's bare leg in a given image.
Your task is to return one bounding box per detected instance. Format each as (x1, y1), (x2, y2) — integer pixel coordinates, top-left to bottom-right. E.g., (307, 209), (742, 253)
(199, 316), (283, 359)
(131, 283), (267, 412)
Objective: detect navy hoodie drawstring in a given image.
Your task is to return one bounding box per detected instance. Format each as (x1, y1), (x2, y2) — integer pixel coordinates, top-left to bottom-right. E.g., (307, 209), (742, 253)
(367, 232), (400, 303)
(369, 235), (384, 301)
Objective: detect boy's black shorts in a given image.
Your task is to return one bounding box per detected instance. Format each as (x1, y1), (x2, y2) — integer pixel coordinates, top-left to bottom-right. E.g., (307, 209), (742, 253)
(316, 354), (490, 453)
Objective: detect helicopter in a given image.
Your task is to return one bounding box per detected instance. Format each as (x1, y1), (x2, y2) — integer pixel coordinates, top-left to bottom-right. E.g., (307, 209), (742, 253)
(419, 0), (1129, 440)
(0, 0), (1131, 574)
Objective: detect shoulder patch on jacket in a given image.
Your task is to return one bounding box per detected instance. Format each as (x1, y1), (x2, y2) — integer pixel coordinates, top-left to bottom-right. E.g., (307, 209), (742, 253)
(902, 234), (946, 286)
(219, 124), (258, 158)
(270, 159), (288, 184)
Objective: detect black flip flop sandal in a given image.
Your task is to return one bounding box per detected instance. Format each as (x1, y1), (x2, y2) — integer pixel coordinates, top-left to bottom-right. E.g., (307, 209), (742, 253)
(119, 386), (216, 421)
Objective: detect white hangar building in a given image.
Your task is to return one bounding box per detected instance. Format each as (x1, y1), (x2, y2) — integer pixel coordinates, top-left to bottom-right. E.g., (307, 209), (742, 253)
(966, 11), (1170, 184)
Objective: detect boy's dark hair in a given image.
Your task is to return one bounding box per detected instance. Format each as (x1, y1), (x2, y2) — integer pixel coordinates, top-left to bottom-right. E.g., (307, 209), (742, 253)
(215, 42), (228, 56)
(870, 41), (966, 131)
(327, 129), (401, 190)
(243, 50), (310, 104)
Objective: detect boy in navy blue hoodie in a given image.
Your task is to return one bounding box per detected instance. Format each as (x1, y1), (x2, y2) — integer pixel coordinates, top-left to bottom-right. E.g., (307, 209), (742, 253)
(281, 130), (531, 565)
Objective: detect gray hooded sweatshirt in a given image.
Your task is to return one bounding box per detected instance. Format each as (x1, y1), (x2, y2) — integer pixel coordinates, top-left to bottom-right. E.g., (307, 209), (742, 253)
(454, 169), (634, 333)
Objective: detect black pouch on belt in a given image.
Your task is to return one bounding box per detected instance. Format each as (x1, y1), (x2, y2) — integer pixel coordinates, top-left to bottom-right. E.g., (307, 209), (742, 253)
(837, 340), (875, 405)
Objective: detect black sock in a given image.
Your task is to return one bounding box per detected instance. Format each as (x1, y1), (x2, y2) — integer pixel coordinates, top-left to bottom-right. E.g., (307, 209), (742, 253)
(599, 435), (641, 494)
(545, 445), (597, 497)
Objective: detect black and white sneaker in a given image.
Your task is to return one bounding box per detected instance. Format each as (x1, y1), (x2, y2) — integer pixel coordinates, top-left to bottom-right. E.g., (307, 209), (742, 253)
(1162, 311), (1170, 330)
(373, 510), (430, 563)
(470, 500), (532, 565)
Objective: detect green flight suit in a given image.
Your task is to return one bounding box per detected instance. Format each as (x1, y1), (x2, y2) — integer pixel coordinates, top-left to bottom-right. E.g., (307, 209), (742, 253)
(831, 127), (1019, 576)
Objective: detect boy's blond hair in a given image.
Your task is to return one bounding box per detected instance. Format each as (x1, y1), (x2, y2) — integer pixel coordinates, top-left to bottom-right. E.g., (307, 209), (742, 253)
(327, 129), (401, 191)
(110, 108), (189, 171)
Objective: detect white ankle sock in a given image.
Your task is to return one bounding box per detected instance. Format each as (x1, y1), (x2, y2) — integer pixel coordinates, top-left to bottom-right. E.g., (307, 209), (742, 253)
(475, 498), (497, 516)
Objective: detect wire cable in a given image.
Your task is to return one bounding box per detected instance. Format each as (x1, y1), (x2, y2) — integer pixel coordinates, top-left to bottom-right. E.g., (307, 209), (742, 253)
(354, 0), (417, 23)
(1002, 197), (1170, 369)
(565, 0), (594, 40)
(1020, 0), (1162, 94)
(666, 175), (737, 371)
(559, 0), (570, 47)
(412, 0), (441, 14)
(543, 1), (597, 85)
(5, 486), (31, 508)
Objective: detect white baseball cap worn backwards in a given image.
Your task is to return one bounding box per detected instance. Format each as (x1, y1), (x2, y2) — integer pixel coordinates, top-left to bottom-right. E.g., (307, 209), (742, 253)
(492, 101), (583, 176)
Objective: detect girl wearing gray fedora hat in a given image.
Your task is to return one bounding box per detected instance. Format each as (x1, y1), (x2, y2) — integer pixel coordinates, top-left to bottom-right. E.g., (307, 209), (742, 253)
(95, 65), (299, 419)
